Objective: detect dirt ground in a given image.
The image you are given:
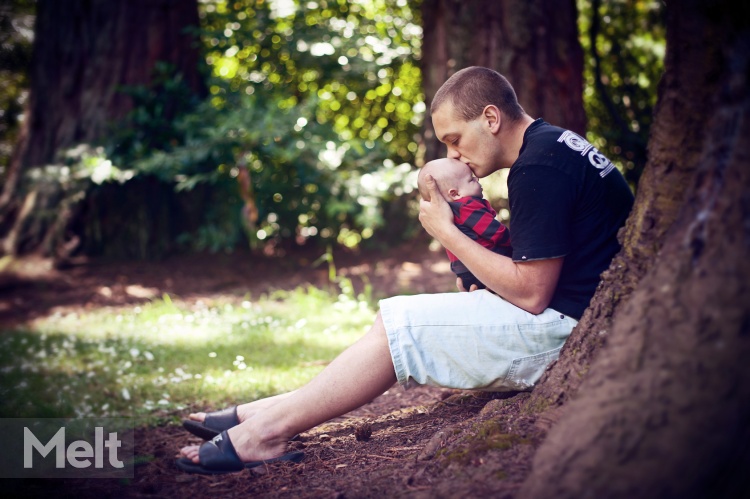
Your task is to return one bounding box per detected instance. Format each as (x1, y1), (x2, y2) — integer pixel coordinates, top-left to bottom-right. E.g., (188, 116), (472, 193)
(0, 241), (542, 498)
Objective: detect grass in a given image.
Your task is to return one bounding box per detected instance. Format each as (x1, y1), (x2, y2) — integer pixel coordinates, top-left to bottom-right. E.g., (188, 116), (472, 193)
(0, 279), (376, 426)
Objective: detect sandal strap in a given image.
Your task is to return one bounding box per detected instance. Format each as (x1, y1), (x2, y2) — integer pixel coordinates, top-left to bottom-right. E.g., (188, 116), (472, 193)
(198, 431), (244, 471)
(203, 406), (239, 432)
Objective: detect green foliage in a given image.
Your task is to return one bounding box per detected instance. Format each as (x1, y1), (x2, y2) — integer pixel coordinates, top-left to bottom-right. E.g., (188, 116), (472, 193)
(94, 0), (423, 254)
(198, 0), (423, 163)
(0, 0), (34, 170)
(110, 62), (205, 166)
(108, 85), (416, 251)
(579, 0), (665, 187)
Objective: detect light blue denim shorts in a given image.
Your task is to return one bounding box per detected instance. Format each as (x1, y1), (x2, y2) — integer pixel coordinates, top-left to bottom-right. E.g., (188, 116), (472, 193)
(379, 290), (577, 391)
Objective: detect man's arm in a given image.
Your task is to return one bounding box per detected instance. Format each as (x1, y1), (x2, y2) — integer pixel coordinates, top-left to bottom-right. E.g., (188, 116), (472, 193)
(419, 174), (562, 314)
(447, 233), (563, 314)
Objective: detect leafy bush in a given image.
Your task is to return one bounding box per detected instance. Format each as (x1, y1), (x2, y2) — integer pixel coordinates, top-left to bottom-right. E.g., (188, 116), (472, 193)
(84, 0), (424, 256)
(103, 76), (417, 253)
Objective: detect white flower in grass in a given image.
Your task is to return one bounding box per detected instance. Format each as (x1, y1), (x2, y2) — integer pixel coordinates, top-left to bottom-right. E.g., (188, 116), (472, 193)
(121, 388), (131, 400)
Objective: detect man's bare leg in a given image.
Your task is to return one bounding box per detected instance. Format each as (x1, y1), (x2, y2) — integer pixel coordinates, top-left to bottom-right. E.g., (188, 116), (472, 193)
(185, 390), (298, 424)
(181, 311), (397, 463)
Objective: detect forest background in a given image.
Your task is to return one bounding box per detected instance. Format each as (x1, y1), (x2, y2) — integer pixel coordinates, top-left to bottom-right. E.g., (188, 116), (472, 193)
(0, 0), (664, 261)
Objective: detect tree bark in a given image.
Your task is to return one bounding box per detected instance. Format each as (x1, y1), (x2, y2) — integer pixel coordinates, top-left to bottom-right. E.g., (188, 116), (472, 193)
(420, 0), (585, 162)
(526, 0), (726, 413)
(519, 1), (750, 497)
(16, 0), (203, 169)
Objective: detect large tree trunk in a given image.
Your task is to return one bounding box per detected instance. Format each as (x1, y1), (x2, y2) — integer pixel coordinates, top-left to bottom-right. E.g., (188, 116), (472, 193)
(0, 0), (204, 257)
(519, 1), (750, 497)
(420, 0), (586, 162)
(526, 0), (725, 413)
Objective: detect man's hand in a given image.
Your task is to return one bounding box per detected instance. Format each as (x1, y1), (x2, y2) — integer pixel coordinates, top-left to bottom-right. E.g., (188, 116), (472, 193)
(456, 277), (478, 293)
(418, 174), (454, 240)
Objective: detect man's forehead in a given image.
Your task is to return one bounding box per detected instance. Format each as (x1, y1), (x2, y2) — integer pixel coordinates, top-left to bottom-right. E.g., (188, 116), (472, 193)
(432, 102), (467, 142)
(432, 107), (457, 142)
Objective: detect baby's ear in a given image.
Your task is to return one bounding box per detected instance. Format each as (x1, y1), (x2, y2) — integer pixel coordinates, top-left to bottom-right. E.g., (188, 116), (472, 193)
(448, 188), (460, 200)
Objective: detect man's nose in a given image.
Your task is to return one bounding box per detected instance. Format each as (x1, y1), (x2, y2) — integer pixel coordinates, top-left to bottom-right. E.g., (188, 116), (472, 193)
(447, 147), (460, 160)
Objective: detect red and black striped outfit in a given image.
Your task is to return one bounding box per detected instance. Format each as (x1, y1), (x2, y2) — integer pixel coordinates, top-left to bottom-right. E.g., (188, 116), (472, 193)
(447, 196), (512, 290)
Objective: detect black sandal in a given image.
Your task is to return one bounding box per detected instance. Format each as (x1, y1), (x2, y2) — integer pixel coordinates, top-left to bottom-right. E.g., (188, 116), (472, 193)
(175, 430), (304, 475)
(182, 406), (239, 440)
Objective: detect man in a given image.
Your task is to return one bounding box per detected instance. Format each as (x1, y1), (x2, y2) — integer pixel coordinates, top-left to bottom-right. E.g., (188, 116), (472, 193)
(176, 66), (634, 474)
(421, 66), (633, 320)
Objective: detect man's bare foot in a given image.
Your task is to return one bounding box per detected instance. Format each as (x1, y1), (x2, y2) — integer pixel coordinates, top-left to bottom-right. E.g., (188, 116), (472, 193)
(186, 393), (296, 424)
(179, 421), (291, 464)
(186, 412), (204, 422)
(180, 444), (201, 463)
(186, 409), (239, 422)
(185, 405), (253, 424)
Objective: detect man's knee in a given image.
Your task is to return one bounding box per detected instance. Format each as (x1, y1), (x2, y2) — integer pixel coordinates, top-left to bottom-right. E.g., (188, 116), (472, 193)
(371, 310), (385, 336)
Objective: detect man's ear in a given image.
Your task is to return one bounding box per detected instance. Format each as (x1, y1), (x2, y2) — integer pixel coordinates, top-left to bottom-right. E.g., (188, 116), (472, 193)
(483, 105), (501, 134)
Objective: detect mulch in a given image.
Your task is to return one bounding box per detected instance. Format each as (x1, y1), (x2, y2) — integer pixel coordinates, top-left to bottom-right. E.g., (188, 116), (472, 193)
(8, 388), (540, 498)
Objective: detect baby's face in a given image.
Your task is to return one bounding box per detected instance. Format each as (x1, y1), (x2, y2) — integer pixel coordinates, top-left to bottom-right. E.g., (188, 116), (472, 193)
(448, 161), (483, 199)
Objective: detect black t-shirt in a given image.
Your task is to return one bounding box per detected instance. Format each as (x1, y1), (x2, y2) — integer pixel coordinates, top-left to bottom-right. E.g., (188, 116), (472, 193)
(507, 119), (634, 319)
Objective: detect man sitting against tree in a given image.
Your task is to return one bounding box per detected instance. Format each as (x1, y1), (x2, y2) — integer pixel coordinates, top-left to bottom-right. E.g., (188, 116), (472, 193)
(176, 66), (634, 475)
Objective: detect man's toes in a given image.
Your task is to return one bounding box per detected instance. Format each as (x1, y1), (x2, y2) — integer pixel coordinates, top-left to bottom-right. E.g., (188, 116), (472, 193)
(180, 445), (200, 458)
(188, 412), (206, 422)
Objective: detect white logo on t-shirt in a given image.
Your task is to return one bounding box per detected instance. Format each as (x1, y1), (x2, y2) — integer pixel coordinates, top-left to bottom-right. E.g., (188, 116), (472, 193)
(557, 131), (616, 178)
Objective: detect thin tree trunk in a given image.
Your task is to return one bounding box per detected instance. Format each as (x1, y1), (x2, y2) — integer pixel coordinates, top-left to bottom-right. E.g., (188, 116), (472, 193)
(520, 1), (750, 496)
(0, 0), (204, 256)
(18, 0), (204, 169)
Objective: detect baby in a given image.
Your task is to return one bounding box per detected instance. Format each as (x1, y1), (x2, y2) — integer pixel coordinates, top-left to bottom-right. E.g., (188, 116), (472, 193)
(418, 158), (512, 290)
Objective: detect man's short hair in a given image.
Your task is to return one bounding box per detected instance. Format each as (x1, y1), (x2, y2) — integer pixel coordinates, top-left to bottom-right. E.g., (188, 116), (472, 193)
(430, 66), (525, 122)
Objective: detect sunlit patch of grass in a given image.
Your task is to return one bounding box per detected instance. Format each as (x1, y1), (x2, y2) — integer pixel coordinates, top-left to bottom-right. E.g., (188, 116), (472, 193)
(0, 282), (376, 424)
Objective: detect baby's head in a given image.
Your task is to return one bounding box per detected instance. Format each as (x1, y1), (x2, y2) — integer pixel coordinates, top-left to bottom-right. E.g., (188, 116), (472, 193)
(417, 158), (483, 201)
